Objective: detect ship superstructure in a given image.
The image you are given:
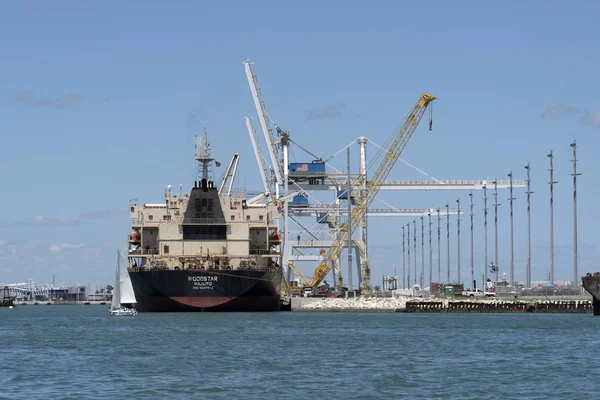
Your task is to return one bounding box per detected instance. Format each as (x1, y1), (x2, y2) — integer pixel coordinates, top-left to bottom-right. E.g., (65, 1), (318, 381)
(126, 131), (284, 311)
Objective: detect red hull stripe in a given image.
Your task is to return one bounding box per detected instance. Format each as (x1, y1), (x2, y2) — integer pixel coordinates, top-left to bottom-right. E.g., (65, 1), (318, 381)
(170, 296), (231, 308)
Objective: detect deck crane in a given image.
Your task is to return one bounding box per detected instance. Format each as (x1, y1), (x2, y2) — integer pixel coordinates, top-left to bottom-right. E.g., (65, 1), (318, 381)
(308, 93), (437, 290)
(243, 59), (284, 189)
(244, 115), (272, 197)
(218, 153), (240, 197)
(287, 261), (311, 288)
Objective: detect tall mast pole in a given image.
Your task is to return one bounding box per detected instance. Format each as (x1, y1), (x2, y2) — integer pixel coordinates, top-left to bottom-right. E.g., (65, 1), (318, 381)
(346, 148), (353, 290)
(282, 135), (290, 281)
(407, 223), (411, 289)
(413, 220), (417, 287)
(483, 185), (488, 288)
(570, 141), (581, 289)
(402, 226), (406, 289)
(493, 179), (500, 286)
(428, 212), (433, 288)
(357, 136), (368, 289)
(446, 203), (450, 284)
(548, 151), (557, 285)
(469, 192), (474, 288)
(437, 208), (441, 283)
(508, 171), (515, 286)
(456, 198), (461, 285)
(525, 164), (533, 288)
(421, 216), (425, 288)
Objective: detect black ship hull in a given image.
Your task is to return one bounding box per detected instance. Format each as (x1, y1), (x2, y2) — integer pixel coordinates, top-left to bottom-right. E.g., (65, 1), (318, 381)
(129, 268), (281, 312)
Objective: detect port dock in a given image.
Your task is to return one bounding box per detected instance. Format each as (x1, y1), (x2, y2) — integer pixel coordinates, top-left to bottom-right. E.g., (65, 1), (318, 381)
(581, 274), (600, 315)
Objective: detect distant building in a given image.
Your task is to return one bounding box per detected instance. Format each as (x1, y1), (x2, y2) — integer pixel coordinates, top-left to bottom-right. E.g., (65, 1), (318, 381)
(0, 282), (89, 302)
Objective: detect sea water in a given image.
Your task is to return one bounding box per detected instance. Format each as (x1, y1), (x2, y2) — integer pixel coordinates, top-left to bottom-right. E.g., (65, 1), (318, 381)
(1, 306), (598, 399)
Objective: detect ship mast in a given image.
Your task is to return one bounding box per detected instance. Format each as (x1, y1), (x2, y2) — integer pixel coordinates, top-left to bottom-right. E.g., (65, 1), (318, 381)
(195, 128), (214, 180)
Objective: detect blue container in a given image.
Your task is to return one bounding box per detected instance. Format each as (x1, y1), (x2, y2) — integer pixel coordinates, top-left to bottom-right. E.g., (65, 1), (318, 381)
(317, 214), (329, 223)
(290, 196), (309, 208)
(308, 162), (326, 172)
(337, 190), (349, 199)
(292, 195), (308, 204)
(288, 161), (326, 174)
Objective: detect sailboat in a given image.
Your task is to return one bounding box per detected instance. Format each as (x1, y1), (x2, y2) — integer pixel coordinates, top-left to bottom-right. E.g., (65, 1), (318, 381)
(109, 250), (138, 316)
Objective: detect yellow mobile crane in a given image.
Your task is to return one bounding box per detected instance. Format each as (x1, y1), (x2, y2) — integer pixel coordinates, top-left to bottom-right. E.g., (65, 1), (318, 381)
(308, 93), (436, 290)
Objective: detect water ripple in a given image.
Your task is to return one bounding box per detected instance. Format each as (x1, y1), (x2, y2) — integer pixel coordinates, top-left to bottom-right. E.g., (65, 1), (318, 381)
(1, 307), (599, 399)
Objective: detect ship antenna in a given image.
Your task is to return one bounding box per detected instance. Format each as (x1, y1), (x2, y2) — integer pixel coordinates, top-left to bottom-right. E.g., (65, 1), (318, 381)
(195, 127), (214, 180)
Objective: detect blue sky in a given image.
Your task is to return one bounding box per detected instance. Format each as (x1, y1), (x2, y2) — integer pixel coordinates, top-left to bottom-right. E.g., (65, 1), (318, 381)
(0, 1), (598, 288)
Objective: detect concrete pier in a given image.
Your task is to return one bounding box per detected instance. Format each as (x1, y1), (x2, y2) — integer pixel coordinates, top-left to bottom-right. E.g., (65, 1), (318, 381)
(581, 274), (600, 315)
(403, 299), (591, 313)
(297, 297), (592, 313)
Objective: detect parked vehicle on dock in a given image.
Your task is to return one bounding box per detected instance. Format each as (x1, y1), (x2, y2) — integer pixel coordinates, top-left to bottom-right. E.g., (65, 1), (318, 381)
(461, 288), (486, 297)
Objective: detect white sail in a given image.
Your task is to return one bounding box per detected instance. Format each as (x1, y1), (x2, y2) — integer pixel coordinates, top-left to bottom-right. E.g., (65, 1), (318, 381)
(119, 250), (137, 304)
(110, 251), (121, 310)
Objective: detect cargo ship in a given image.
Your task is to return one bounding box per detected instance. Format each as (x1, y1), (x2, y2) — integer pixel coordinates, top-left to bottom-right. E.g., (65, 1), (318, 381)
(126, 131), (283, 312)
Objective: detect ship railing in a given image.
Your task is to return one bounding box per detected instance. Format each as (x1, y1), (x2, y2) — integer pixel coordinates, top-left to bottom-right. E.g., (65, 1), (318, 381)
(129, 264), (280, 273)
(182, 218), (228, 225)
(250, 248), (281, 255)
(128, 249), (159, 255)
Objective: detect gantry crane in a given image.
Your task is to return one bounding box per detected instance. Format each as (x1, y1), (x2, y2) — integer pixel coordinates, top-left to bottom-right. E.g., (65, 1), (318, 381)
(218, 153), (240, 197)
(287, 261), (311, 287)
(308, 93), (437, 290)
(243, 59), (284, 189)
(244, 115), (272, 197)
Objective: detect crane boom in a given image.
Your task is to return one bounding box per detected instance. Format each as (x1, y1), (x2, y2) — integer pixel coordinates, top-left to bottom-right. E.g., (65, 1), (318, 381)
(218, 153), (239, 196)
(287, 262), (310, 287)
(244, 115), (271, 195)
(309, 93), (436, 288)
(243, 59), (283, 186)
(227, 154), (240, 197)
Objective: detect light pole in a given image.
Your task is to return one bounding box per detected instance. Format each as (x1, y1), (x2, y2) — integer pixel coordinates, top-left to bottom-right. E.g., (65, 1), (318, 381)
(525, 163), (533, 289)
(420, 216), (425, 289)
(428, 212), (433, 288)
(402, 226), (406, 289)
(469, 192), (474, 289)
(437, 208), (441, 283)
(413, 219), (417, 287)
(483, 185), (488, 288)
(446, 203), (450, 284)
(493, 179), (500, 286)
(571, 140), (581, 289)
(347, 148), (352, 289)
(548, 151), (557, 285)
(456, 198), (461, 285)
(407, 223), (411, 289)
(508, 171), (516, 286)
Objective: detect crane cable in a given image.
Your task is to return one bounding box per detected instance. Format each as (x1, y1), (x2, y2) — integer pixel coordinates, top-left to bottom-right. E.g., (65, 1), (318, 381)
(429, 102), (434, 131)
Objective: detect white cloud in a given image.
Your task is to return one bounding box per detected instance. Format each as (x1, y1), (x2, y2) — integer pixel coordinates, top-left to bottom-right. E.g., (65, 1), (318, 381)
(49, 243), (86, 253)
(16, 90), (83, 109)
(305, 103), (346, 121)
(541, 104), (600, 128)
